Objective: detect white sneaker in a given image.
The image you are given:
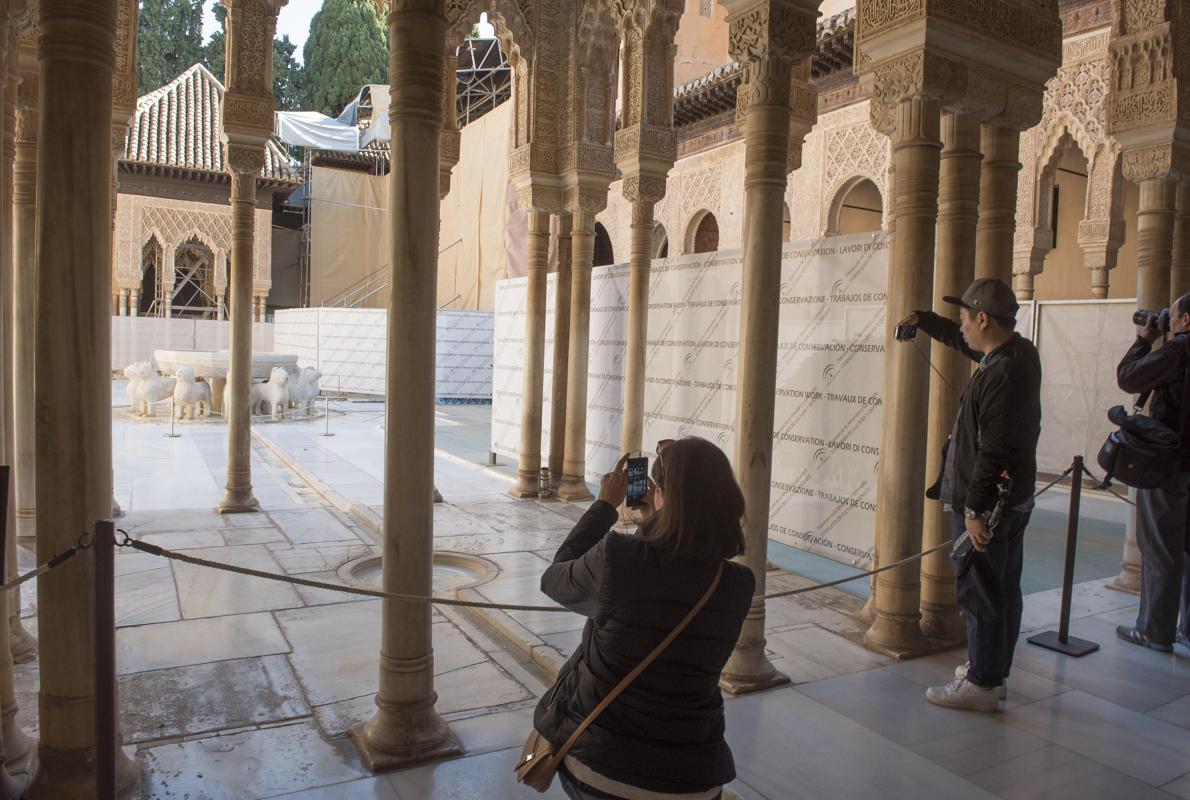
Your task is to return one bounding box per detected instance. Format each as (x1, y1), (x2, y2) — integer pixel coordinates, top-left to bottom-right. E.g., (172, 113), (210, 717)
(926, 674), (1001, 712)
(955, 661), (1007, 700)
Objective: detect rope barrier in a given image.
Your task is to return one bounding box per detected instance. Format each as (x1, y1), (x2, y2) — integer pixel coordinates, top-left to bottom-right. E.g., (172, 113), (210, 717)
(1079, 464), (1137, 506)
(0, 532), (91, 590)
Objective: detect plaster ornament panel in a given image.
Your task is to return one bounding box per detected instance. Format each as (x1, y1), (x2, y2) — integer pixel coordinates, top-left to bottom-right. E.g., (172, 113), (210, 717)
(1118, 0), (1168, 36)
(681, 164), (723, 223)
(223, 93), (275, 133)
(112, 0), (138, 114)
(231, 0), (274, 98)
(820, 120), (889, 232)
(1122, 143), (1174, 180)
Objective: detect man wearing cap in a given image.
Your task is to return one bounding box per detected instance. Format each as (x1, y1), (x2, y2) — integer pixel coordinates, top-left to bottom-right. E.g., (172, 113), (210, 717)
(896, 277), (1042, 712)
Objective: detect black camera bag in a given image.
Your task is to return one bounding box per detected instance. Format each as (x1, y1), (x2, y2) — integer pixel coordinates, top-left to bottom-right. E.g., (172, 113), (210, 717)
(1097, 349), (1190, 489)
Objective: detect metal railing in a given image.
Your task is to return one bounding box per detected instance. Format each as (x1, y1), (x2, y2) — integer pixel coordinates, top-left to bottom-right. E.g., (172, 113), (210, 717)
(320, 238), (464, 309)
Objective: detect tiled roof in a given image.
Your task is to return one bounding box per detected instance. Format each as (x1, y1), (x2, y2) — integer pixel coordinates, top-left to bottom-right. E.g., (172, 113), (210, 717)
(123, 63), (299, 184)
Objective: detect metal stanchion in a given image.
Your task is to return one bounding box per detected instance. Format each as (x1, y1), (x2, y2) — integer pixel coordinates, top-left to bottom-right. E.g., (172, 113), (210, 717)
(320, 396), (334, 437)
(163, 398), (181, 438)
(94, 518), (117, 800)
(1028, 455), (1100, 656)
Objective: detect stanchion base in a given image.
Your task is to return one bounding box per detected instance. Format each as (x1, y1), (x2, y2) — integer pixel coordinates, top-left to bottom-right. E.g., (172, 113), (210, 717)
(318, 433), (335, 437)
(1027, 630), (1099, 657)
(163, 434), (181, 438)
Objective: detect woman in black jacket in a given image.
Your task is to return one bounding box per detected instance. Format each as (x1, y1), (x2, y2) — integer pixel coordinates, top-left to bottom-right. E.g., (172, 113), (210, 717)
(534, 437), (755, 800)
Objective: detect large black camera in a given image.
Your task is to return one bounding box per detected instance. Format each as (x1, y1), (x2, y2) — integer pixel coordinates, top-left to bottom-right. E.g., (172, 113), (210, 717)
(1134, 307), (1171, 333)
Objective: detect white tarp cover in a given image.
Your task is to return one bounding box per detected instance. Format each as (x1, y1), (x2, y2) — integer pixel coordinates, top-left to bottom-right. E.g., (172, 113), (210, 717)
(274, 110), (361, 151)
(493, 233), (890, 567)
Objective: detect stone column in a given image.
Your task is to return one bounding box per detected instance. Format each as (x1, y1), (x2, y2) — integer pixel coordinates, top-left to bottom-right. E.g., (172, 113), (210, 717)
(919, 112), (980, 643)
(556, 210), (596, 501)
(865, 95), (943, 657)
(28, 1), (138, 794)
(12, 71), (34, 554)
(219, 157), (262, 513)
(621, 200), (654, 455)
(351, 0), (461, 770)
(974, 124), (1020, 283)
(548, 212), (572, 486)
(215, 290), (224, 320)
(129, 288), (138, 317)
(1135, 178), (1176, 317)
(1172, 182), (1190, 302)
(509, 209), (551, 497)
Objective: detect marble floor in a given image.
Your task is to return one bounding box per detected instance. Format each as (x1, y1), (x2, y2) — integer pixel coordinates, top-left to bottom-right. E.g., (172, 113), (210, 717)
(13, 397), (1183, 798)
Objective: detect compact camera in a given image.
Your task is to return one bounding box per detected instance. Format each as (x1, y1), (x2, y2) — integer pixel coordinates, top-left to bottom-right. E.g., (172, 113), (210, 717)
(1134, 307), (1171, 333)
(893, 323), (917, 341)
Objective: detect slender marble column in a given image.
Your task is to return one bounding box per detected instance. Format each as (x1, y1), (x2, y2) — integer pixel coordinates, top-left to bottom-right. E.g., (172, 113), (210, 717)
(919, 112), (980, 643)
(1109, 177), (1177, 594)
(510, 210), (551, 497)
(218, 160), (261, 513)
(1171, 182), (1190, 302)
(12, 76), (35, 554)
(865, 95), (943, 657)
(974, 125), (1020, 283)
(548, 213), (573, 487)
(28, 2), (137, 794)
(556, 211), (596, 501)
(720, 58), (794, 694)
(351, 0), (460, 769)
(620, 201), (654, 456)
(129, 288), (139, 317)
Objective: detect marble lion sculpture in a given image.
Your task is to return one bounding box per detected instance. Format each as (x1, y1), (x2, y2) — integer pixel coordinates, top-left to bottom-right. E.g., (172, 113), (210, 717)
(124, 361), (174, 417)
(222, 380), (265, 417)
(288, 367), (321, 415)
(172, 367), (211, 420)
(256, 367), (291, 419)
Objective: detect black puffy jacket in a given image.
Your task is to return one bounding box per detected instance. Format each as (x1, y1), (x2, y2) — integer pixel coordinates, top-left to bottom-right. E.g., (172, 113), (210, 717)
(1117, 333), (1190, 470)
(533, 500), (754, 794)
(916, 312), (1042, 513)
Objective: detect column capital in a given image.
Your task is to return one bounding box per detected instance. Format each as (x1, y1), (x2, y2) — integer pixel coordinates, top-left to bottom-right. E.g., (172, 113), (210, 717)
(220, 0), (288, 141)
(721, 0), (818, 68)
(224, 142), (267, 178)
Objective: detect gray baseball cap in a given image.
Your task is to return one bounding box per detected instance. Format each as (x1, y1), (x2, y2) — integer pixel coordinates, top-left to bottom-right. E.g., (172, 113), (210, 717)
(943, 278), (1019, 319)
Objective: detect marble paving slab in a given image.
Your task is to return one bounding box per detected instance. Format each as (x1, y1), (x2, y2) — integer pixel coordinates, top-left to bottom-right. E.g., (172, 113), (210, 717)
(384, 747), (569, 800)
(138, 720), (367, 799)
(117, 612), (291, 675)
(269, 509), (360, 545)
(120, 655), (309, 743)
(171, 544), (304, 619)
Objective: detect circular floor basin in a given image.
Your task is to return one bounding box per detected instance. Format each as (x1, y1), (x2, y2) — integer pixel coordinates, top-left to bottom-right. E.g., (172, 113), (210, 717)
(337, 551), (499, 596)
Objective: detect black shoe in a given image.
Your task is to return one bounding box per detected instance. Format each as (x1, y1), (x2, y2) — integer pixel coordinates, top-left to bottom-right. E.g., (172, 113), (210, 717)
(1178, 631), (1188, 648)
(1116, 625), (1174, 652)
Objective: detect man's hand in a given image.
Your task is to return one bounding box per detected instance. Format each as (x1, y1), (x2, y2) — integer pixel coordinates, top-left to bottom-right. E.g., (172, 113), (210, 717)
(898, 311), (920, 328)
(1140, 316), (1162, 343)
(597, 454), (630, 508)
(965, 515), (992, 552)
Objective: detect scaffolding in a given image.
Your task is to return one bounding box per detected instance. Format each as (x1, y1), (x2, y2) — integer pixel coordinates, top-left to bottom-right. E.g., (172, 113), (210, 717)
(456, 37), (511, 127)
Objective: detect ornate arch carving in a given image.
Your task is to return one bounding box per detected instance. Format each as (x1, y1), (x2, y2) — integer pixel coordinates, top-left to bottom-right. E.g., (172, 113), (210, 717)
(824, 175), (884, 236)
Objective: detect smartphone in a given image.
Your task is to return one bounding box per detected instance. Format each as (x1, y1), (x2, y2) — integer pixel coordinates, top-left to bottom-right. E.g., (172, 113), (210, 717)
(625, 456), (649, 508)
(894, 323), (917, 341)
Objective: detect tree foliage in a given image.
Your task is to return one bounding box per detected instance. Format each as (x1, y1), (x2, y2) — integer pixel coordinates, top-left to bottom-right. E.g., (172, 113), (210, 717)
(137, 0), (207, 94)
(302, 0), (389, 116)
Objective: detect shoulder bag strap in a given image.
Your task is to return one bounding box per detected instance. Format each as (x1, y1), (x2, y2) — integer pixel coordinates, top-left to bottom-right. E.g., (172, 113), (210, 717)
(551, 562), (724, 765)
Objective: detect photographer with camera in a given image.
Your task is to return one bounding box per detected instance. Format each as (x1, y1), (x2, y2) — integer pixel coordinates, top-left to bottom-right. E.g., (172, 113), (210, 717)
(1114, 294), (1190, 652)
(895, 277), (1041, 712)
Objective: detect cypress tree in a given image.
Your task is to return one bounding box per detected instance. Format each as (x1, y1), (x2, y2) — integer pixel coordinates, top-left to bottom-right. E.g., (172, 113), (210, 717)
(302, 0), (389, 116)
(137, 0), (207, 94)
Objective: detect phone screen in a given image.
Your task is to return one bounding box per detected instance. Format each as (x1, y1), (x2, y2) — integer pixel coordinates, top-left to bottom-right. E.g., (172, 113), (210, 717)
(625, 457), (648, 507)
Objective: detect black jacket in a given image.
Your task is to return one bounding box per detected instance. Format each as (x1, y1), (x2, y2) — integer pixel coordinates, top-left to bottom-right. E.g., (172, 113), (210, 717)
(533, 500), (754, 794)
(1117, 333), (1190, 469)
(916, 312), (1042, 513)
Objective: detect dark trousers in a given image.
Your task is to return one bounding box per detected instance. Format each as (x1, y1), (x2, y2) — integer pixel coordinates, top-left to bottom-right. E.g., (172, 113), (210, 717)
(950, 509), (1029, 688)
(558, 765), (722, 800)
(1135, 474), (1190, 645)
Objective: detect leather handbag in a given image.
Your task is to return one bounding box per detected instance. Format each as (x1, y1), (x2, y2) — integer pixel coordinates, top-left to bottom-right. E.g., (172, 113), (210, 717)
(514, 562), (724, 793)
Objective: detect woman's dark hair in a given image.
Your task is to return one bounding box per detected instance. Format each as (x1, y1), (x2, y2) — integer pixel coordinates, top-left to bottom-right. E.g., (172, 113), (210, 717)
(638, 437), (746, 564)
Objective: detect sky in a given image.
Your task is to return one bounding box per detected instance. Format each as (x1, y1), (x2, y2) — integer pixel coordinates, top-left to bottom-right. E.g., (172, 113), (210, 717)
(201, 0), (323, 62)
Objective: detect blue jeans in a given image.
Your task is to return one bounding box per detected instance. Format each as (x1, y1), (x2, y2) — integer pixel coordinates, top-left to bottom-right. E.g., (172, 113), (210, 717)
(558, 765), (722, 800)
(950, 508), (1029, 689)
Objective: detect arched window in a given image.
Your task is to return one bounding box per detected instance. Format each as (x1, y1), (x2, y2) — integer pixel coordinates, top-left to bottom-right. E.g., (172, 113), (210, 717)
(652, 222), (669, 259)
(593, 222), (615, 266)
(172, 236), (216, 318)
(686, 210), (719, 254)
(827, 178), (883, 236)
(141, 236), (161, 315)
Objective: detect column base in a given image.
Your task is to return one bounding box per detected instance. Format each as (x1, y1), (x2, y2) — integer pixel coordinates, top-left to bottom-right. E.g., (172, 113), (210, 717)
(9, 618), (36, 665)
(919, 605), (965, 646)
(0, 766), (25, 800)
(111, 495), (122, 519)
(508, 472), (540, 499)
(556, 476), (594, 502)
(350, 696), (462, 773)
(3, 704), (33, 769)
(433, 487), (444, 504)
(720, 643), (791, 696)
(864, 613), (934, 659)
(1107, 564), (1142, 595)
(217, 488), (260, 514)
(25, 742), (140, 799)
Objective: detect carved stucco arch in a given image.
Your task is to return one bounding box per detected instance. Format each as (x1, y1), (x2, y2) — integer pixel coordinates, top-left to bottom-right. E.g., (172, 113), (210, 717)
(824, 174), (884, 237)
(684, 208), (718, 254)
